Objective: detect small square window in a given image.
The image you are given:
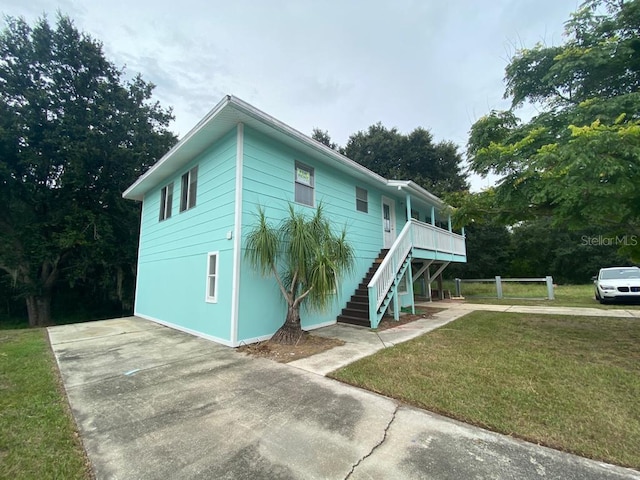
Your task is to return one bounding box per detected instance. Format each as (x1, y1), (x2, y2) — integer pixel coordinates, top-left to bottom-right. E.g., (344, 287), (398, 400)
(180, 166), (198, 212)
(206, 252), (218, 303)
(159, 182), (173, 221)
(295, 162), (314, 207)
(356, 187), (368, 213)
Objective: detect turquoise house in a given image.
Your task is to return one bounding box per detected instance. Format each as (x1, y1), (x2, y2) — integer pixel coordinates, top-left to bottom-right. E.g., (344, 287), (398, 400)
(123, 95), (466, 347)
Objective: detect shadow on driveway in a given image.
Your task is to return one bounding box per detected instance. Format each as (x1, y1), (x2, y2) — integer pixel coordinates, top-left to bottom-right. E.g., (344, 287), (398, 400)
(49, 317), (640, 480)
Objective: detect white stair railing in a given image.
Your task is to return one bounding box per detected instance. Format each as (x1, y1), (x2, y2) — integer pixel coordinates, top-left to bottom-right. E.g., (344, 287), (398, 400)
(367, 222), (413, 326)
(366, 220), (467, 328)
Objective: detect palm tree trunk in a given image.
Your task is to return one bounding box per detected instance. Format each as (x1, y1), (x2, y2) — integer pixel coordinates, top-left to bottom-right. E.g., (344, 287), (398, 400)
(271, 304), (303, 345)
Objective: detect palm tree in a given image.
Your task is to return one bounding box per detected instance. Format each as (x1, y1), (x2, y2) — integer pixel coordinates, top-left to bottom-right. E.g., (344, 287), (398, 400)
(245, 203), (354, 344)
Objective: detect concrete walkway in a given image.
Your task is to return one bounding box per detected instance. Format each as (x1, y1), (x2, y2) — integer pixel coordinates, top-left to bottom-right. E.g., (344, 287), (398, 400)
(49, 314), (640, 480)
(289, 301), (640, 375)
(437, 301), (640, 318)
(289, 306), (469, 375)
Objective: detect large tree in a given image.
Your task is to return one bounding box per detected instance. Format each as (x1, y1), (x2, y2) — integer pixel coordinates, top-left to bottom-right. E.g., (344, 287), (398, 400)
(0, 15), (176, 326)
(344, 123), (468, 196)
(312, 123), (468, 197)
(245, 204), (354, 344)
(459, 0), (640, 260)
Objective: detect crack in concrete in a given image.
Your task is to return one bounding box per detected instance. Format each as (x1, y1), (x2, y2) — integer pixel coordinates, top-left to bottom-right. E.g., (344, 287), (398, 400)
(344, 404), (399, 479)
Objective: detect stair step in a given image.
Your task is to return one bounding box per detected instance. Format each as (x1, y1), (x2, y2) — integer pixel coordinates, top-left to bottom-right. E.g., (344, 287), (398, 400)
(337, 315), (370, 327)
(337, 247), (394, 329)
(346, 301), (368, 311)
(350, 296), (368, 305)
(340, 308), (369, 319)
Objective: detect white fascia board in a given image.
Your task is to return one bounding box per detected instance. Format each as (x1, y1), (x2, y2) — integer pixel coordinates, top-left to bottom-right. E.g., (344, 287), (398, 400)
(122, 95), (233, 201)
(226, 96), (390, 187)
(388, 180), (446, 208)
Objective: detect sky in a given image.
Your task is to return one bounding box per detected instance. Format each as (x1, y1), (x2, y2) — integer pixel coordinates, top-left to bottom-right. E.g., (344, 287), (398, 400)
(2, 0), (579, 191)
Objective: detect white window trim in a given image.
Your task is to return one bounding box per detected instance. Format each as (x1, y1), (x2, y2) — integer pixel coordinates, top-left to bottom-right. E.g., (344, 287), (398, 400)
(159, 182), (173, 221)
(356, 186), (368, 213)
(205, 251), (218, 303)
(294, 161), (314, 207)
(180, 165), (198, 212)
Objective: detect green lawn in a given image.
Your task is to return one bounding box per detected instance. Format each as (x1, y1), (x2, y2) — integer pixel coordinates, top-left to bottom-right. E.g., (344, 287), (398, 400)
(0, 329), (91, 479)
(330, 311), (640, 469)
(444, 281), (640, 309)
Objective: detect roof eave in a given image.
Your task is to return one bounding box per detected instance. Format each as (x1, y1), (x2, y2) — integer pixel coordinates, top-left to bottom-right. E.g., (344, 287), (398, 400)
(122, 95), (234, 201)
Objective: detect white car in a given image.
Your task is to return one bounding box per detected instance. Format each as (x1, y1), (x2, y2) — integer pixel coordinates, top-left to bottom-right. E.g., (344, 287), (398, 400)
(594, 266), (640, 304)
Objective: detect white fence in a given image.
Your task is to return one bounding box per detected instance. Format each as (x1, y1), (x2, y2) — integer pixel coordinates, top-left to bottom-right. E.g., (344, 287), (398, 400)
(455, 276), (555, 300)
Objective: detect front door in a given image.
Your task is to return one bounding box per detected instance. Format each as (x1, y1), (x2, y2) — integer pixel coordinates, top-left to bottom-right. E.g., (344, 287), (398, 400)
(382, 197), (396, 248)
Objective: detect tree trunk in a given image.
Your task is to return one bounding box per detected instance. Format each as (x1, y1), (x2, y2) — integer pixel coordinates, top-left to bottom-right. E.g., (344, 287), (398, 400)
(25, 293), (53, 327)
(270, 304), (303, 345)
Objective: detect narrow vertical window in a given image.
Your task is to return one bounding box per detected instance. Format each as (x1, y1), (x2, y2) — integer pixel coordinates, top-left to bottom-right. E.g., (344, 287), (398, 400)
(159, 182), (173, 221)
(294, 162), (314, 206)
(206, 252), (218, 303)
(180, 165), (198, 212)
(355, 187), (368, 213)
(383, 204), (391, 232)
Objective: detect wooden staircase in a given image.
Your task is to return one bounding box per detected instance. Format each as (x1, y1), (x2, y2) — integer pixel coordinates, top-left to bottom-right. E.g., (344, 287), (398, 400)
(337, 249), (389, 327)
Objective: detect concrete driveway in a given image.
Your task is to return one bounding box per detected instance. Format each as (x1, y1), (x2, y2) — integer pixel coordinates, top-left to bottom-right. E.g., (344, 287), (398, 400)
(49, 317), (640, 480)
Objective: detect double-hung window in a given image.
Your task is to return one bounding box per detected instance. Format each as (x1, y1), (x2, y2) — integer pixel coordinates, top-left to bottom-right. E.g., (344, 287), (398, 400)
(180, 166), (198, 212)
(159, 182), (173, 221)
(355, 187), (368, 213)
(206, 252), (218, 303)
(294, 162), (314, 207)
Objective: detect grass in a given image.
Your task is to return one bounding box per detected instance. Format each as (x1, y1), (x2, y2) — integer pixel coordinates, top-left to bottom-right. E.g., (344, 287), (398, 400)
(330, 311), (640, 469)
(0, 328), (91, 479)
(443, 281), (640, 309)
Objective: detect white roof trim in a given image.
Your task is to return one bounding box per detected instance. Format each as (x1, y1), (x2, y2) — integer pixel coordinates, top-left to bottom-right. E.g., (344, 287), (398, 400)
(123, 96), (232, 199)
(123, 94), (447, 209)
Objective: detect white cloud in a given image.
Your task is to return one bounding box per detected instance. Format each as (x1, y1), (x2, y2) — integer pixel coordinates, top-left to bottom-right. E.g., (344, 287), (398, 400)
(2, 0), (579, 191)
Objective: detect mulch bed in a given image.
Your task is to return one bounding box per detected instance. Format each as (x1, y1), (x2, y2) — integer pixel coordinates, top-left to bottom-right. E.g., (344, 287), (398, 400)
(238, 307), (444, 363)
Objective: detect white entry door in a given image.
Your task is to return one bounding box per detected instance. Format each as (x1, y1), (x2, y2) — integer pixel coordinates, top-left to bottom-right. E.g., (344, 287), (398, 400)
(382, 197), (396, 248)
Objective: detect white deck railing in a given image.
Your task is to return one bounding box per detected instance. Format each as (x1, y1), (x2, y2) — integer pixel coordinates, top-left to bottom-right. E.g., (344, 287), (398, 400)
(367, 220), (466, 322)
(411, 219), (466, 256)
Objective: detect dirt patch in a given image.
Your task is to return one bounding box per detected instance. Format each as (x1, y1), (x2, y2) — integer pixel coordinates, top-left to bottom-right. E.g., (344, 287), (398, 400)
(376, 307), (443, 330)
(237, 333), (345, 363)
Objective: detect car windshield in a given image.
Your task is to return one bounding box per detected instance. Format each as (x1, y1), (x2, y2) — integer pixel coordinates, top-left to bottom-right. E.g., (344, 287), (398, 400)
(600, 269), (640, 280)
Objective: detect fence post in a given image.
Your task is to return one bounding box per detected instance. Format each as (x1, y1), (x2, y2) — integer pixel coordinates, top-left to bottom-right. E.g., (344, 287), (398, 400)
(546, 276), (555, 300)
(495, 276), (503, 299)
(454, 278), (461, 297)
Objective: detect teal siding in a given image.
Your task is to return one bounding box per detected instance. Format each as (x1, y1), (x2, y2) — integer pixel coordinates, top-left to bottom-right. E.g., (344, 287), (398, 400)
(236, 127), (406, 341)
(135, 129), (237, 342)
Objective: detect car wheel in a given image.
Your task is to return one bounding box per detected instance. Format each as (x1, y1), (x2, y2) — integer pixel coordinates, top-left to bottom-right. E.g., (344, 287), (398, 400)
(599, 296), (608, 305)
(595, 289), (600, 300)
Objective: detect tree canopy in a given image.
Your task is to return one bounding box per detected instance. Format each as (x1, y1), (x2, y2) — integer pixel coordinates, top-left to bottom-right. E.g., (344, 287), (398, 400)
(458, 0), (640, 260)
(311, 123), (468, 197)
(0, 14), (176, 326)
(343, 123), (468, 196)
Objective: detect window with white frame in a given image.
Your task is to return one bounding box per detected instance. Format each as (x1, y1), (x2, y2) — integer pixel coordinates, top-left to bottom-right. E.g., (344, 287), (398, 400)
(159, 182), (173, 221)
(180, 165), (198, 212)
(294, 162), (314, 206)
(206, 252), (218, 302)
(355, 186), (368, 213)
